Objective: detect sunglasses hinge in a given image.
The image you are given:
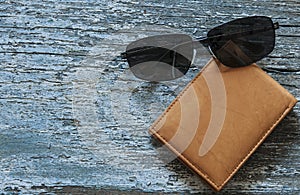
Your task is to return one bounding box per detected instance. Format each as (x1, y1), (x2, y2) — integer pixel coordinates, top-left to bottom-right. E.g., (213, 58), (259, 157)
(274, 22), (279, 29)
(120, 52), (127, 59)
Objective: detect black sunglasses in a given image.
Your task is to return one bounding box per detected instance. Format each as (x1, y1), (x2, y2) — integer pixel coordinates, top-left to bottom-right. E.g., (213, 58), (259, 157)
(121, 16), (279, 81)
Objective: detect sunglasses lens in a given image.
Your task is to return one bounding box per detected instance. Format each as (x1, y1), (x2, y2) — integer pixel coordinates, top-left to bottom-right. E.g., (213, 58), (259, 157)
(208, 16), (275, 67)
(125, 34), (193, 81)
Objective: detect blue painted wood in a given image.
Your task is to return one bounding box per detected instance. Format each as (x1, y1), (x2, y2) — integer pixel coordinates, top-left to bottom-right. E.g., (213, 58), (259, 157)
(0, 0), (299, 193)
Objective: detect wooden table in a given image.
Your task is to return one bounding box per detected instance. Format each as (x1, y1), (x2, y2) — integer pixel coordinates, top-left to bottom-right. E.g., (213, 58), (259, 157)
(0, 0), (299, 194)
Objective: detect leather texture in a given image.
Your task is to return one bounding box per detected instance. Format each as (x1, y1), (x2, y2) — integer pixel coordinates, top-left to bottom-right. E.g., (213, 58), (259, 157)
(149, 58), (297, 191)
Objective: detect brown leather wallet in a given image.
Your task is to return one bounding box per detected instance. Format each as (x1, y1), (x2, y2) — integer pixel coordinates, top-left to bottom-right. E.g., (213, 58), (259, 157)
(149, 58), (297, 191)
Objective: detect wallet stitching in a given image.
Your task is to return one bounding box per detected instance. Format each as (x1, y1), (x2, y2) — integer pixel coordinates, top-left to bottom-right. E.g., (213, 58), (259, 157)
(218, 104), (293, 188)
(150, 59), (297, 190)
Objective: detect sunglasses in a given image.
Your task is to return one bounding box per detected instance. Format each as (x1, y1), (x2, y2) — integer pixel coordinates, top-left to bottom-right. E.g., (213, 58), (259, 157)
(121, 16), (279, 81)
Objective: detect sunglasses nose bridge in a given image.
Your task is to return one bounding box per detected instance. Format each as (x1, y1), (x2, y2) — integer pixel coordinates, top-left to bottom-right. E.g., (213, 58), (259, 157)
(197, 37), (210, 48)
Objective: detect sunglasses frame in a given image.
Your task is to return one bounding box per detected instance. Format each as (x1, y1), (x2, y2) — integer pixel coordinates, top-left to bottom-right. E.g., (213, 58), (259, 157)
(121, 16), (280, 80)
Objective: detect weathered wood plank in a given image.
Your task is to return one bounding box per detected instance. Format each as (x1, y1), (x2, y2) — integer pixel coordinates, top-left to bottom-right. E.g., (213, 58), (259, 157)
(0, 0), (299, 194)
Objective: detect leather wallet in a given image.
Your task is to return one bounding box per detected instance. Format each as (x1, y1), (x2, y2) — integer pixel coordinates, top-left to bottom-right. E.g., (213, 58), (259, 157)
(149, 58), (297, 191)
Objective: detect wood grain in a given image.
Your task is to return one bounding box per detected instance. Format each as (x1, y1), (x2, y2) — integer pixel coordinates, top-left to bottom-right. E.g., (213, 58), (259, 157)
(0, 0), (299, 194)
